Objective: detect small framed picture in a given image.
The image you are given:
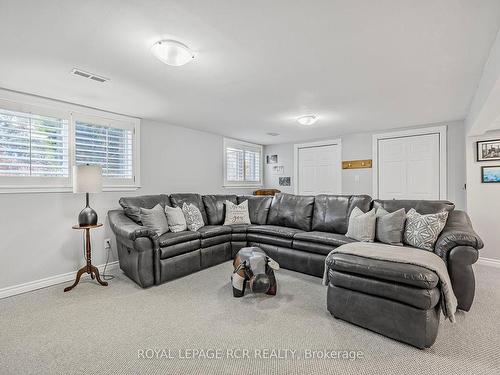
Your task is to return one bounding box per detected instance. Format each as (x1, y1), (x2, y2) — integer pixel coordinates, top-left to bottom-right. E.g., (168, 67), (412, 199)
(266, 155), (278, 164)
(481, 165), (500, 183)
(279, 177), (291, 186)
(477, 139), (500, 161)
(272, 165), (284, 175)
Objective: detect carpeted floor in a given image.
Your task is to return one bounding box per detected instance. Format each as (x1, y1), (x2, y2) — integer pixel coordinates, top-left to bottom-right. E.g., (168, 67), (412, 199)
(0, 262), (499, 375)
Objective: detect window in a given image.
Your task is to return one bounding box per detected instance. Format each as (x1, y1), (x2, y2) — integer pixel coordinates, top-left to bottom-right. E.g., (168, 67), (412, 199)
(74, 114), (136, 187)
(0, 96), (140, 193)
(223, 138), (262, 187)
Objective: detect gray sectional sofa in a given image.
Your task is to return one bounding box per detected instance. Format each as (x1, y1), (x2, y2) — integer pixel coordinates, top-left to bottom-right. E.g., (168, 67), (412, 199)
(108, 192), (483, 348)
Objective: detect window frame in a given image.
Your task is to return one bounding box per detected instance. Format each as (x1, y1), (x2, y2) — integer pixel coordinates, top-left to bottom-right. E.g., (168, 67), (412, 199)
(0, 92), (140, 193)
(223, 137), (263, 188)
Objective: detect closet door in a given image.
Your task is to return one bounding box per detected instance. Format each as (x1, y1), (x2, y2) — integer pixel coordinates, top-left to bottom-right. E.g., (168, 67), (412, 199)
(377, 133), (440, 200)
(298, 144), (341, 195)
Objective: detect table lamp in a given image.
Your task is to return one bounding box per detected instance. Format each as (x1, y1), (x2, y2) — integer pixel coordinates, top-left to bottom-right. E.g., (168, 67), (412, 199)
(73, 164), (102, 226)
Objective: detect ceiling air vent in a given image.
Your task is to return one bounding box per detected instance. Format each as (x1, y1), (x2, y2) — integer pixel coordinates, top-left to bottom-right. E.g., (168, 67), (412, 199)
(71, 68), (109, 83)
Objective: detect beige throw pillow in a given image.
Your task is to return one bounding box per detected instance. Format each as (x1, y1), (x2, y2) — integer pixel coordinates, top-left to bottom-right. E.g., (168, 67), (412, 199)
(224, 200), (251, 225)
(140, 204), (169, 236)
(346, 207), (376, 242)
(165, 205), (187, 233)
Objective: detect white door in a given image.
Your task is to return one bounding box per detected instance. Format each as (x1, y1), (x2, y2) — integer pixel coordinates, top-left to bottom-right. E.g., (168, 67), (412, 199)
(377, 133), (441, 200)
(298, 144), (341, 195)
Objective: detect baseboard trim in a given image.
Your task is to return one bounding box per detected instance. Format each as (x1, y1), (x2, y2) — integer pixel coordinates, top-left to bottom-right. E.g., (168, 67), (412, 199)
(0, 261), (120, 300)
(477, 257), (500, 269)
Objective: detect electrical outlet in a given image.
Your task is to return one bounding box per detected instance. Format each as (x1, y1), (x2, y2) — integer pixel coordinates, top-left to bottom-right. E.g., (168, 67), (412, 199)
(104, 238), (112, 250)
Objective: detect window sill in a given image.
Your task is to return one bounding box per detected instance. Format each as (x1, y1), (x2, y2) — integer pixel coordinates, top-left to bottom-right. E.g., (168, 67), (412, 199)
(223, 184), (263, 189)
(0, 185), (141, 194)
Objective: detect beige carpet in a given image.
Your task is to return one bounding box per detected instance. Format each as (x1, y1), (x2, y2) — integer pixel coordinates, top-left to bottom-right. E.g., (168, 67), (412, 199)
(0, 262), (499, 375)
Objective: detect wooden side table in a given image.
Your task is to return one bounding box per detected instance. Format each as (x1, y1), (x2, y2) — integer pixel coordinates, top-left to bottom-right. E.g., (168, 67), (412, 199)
(64, 223), (108, 292)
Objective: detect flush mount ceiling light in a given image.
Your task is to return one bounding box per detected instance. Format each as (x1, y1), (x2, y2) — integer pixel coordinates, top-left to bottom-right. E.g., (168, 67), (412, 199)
(296, 115), (318, 126)
(151, 39), (194, 66)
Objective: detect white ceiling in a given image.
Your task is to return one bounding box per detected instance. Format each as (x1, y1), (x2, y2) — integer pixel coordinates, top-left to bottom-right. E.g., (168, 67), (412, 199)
(1, 0), (500, 144)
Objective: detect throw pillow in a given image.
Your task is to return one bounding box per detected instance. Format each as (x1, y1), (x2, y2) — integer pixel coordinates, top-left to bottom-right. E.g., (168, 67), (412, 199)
(346, 207), (376, 242)
(140, 204), (169, 236)
(224, 200), (251, 225)
(182, 203), (205, 231)
(375, 207), (406, 246)
(403, 208), (448, 251)
(165, 205), (187, 233)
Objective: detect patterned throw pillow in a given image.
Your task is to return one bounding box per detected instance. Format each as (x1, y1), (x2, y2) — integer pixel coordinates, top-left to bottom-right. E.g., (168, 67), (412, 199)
(403, 208), (448, 251)
(224, 200), (251, 225)
(182, 203), (205, 231)
(346, 207), (377, 242)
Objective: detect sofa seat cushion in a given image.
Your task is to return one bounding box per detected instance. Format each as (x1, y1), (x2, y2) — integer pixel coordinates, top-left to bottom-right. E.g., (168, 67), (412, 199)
(329, 270), (440, 310)
(197, 225), (232, 239)
(327, 253), (439, 289)
(247, 225), (304, 239)
(159, 231), (201, 247)
(160, 240), (201, 259)
(294, 231), (356, 247)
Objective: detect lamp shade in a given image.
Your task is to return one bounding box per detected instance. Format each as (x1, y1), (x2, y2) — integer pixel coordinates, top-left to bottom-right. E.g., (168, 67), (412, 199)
(73, 164), (102, 193)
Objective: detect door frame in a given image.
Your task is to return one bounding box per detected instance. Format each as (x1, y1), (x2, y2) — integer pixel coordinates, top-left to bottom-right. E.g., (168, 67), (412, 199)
(372, 126), (447, 199)
(293, 138), (342, 195)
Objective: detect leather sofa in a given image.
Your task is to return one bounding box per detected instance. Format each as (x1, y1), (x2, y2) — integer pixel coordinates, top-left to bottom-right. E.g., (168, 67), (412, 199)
(108, 193), (483, 314)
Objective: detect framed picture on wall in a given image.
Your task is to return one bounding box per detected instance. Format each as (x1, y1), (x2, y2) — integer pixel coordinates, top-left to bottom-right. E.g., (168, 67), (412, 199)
(477, 139), (500, 161)
(481, 165), (500, 183)
(266, 154), (278, 164)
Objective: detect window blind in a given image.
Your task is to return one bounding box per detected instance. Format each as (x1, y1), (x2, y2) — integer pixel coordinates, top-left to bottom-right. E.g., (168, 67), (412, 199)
(224, 139), (262, 185)
(75, 120), (133, 179)
(0, 108), (69, 177)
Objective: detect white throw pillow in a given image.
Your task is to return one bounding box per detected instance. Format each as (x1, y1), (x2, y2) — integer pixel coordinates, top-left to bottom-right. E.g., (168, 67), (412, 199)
(165, 205), (187, 233)
(140, 204), (169, 236)
(403, 208), (448, 251)
(182, 203), (205, 231)
(224, 200), (251, 225)
(346, 207), (376, 242)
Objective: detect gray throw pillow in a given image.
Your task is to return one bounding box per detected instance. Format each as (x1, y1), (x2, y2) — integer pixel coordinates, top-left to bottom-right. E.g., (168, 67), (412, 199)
(165, 205), (187, 233)
(346, 207), (376, 242)
(182, 203), (205, 232)
(403, 208), (448, 251)
(140, 204), (169, 236)
(224, 200), (251, 225)
(375, 208), (406, 246)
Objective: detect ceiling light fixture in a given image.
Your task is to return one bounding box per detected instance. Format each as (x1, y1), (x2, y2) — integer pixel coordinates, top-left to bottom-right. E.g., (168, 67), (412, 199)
(296, 115), (318, 126)
(151, 39), (194, 66)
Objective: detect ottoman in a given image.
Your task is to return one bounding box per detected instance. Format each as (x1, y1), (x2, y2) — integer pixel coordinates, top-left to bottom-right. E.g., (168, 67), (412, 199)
(326, 253), (441, 348)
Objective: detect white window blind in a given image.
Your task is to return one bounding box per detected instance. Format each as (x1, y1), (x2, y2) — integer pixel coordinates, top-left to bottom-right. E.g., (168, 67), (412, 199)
(224, 138), (262, 186)
(75, 119), (133, 180)
(0, 107), (69, 177)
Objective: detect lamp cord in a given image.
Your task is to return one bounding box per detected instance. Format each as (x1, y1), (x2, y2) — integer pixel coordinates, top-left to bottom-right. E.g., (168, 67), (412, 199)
(82, 231), (115, 281)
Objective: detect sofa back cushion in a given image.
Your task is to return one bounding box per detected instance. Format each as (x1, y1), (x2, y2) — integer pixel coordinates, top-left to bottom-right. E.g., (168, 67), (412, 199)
(267, 193), (315, 231)
(170, 193), (208, 224)
(237, 196), (273, 224)
(119, 194), (171, 224)
(312, 195), (372, 234)
(202, 195), (238, 225)
(372, 199), (454, 215)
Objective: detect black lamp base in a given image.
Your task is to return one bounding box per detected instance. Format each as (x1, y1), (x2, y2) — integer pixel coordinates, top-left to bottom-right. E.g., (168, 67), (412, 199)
(78, 192), (98, 226)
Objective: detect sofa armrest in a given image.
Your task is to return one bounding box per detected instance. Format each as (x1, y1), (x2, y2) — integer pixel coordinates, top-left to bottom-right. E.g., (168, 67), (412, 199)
(434, 210), (483, 260)
(108, 210), (159, 251)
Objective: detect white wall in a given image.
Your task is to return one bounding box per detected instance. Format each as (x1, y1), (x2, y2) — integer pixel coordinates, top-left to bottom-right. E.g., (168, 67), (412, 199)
(466, 130), (500, 261)
(264, 121), (466, 209)
(0, 119), (252, 292)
